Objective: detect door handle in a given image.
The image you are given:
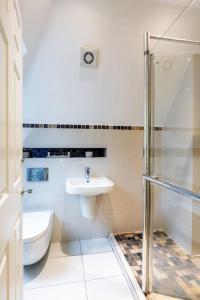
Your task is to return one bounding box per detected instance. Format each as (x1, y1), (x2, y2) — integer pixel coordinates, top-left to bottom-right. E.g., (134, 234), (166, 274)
(21, 189), (33, 196)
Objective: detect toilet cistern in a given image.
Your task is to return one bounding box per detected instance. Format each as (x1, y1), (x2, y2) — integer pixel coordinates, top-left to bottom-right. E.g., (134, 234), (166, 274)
(85, 167), (91, 182)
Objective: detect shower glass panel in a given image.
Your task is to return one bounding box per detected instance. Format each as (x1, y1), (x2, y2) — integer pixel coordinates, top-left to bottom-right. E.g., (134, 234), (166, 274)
(147, 36), (200, 299)
(151, 183), (200, 299)
(152, 39), (200, 193)
(143, 2), (200, 298)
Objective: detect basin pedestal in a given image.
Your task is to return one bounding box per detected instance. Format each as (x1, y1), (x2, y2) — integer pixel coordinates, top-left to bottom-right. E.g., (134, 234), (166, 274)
(80, 196), (96, 219)
(66, 177), (114, 220)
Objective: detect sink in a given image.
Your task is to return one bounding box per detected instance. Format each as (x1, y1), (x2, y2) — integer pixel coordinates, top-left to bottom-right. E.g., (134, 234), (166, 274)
(66, 177), (114, 196)
(66, 177), (114, 219)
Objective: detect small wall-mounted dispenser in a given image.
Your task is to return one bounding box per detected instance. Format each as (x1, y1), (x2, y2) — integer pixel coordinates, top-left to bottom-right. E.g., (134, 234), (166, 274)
(80, 47), (98, 68)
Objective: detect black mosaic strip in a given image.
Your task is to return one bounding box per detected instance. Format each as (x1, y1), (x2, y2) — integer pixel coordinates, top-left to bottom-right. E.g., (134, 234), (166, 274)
(23, 148), (106, 158)
(23, 123), (146, 130)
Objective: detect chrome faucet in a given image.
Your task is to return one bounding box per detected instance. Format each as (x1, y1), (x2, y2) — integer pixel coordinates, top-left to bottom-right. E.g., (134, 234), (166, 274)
(85, 167), (90, 182)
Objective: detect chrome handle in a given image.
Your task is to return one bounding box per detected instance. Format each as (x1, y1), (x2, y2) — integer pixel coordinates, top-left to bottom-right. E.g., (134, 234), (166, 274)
(21, 189), (33, 196)
(143, 175), (200, 202)
(85, 167), (91, 182)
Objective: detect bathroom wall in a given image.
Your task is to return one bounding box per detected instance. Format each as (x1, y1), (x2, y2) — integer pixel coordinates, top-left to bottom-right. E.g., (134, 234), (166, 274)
(23, 129), (144, 242)
(21, 0), (195, 242)
(22, 0), (191, 125)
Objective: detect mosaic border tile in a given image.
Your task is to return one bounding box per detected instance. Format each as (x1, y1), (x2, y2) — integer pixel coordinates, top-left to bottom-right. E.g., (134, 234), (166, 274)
(23, 123), (162, 131)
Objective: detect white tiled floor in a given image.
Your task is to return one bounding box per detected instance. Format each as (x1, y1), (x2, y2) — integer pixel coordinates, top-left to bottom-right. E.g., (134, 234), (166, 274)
(48, 240), (81, 258)
(82, 252), (122, 280)
(86, 277), (134, 300)
(24, 282), (87, 300)
(80, 238), (112, 254)
(24, 238), (135, 300)
(24, 256), (84, 289)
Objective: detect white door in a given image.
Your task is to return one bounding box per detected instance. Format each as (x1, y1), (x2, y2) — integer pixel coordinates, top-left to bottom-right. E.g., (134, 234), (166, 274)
(0, 0), (23, 299)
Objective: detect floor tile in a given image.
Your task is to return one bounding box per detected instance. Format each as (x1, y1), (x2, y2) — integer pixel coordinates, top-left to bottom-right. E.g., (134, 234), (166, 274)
(48, 241), (81, 258)
(82, 252), (122, 280)
(115, 231), (200, 299)
(80, 238), (112, 254)
(24, 282), (87, 300)
(86, 277), (134, 300)
(24, 256), (84, 289)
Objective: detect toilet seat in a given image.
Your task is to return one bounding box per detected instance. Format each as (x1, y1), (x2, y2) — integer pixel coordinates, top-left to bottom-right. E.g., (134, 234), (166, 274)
(23, 211), (53, 243)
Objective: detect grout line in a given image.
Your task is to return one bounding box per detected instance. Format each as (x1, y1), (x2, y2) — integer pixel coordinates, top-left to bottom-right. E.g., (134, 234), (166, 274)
(23, 273), (125, 291)
(81, 250), (113, 256)
(80, 253), (89, 300)
(24, 279), (85, 291)
(47, 254), (81, 260)
(80, 239), (90, 300)
(79, 240), (89, 300)
(46, 254), (82, 261)
(84, 275), (123, 282)
(80, 239), (83, 255)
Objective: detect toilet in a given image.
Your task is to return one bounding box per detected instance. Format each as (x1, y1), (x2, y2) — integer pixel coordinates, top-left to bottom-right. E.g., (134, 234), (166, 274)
(23, 210), (54, 266)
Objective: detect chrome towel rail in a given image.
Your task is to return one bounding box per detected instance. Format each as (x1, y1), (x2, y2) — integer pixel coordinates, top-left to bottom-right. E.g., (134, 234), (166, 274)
(143, 175), (200, 202)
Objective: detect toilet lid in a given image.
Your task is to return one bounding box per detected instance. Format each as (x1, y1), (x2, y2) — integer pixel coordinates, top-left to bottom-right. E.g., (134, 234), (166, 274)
(23, 211), (53, 243)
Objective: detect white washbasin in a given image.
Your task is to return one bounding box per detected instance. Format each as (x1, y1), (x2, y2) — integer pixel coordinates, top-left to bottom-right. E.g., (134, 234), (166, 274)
(66, 177), (114, 196)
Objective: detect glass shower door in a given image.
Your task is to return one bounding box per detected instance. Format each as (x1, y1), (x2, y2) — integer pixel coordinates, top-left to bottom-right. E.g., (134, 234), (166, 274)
(143, 33), (200, 299)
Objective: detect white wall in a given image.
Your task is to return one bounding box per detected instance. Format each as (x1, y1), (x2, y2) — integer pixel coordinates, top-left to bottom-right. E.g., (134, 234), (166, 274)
(22, 0), (190, 125)
(23, 129), (144, 241)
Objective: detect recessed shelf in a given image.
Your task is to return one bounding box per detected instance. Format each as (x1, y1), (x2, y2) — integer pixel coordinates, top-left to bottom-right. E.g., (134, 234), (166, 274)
(23, 148), (106, 158)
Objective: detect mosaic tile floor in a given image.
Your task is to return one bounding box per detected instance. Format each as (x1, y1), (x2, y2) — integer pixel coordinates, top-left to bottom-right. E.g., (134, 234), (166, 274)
(114, 231), (200, 300)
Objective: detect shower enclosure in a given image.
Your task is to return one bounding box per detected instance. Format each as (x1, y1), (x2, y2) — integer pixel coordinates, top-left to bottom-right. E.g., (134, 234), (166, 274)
(143, 32), (200, 299)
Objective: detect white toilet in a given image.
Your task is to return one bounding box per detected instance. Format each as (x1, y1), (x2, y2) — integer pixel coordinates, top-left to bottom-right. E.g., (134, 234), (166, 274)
(23, 210), (54, 266)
